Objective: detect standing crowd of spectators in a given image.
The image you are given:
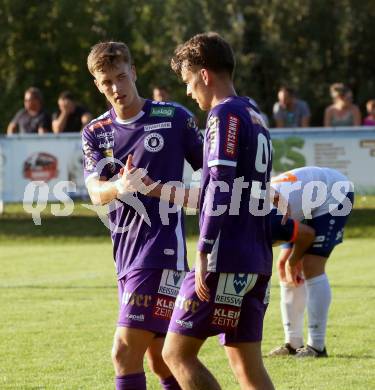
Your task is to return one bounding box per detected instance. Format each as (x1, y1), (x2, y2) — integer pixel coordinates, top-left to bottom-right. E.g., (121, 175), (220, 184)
(4, 83), (375, 135)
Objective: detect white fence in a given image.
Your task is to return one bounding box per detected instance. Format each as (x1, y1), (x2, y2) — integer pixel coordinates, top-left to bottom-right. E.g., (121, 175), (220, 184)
(0, 127), (375, 203)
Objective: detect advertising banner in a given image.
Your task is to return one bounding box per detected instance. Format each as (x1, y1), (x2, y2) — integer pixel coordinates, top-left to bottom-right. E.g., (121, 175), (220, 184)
(0, 127), (374, 202)
(0, 134), (84, 202)
(270, 127), (375, 193)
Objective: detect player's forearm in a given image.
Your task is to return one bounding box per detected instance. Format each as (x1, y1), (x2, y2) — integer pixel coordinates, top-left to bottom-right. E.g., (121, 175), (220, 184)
(87, 179), (120, 205)
(287, 223), (315, 266)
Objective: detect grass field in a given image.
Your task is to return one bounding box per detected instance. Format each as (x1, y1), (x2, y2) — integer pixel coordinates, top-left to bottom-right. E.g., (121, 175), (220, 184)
(1, 199), (375, 389)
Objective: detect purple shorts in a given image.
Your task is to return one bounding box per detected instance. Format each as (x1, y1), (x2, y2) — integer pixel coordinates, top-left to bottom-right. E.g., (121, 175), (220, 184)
(168, 271), (271, 344)
(117, 268), (186, 334)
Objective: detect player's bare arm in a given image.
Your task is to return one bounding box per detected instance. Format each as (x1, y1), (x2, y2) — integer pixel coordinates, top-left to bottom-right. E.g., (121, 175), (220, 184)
(284, 223), (315, 286)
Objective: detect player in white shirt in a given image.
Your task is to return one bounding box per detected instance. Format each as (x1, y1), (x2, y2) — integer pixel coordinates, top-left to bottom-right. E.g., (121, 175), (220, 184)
(269, 167), (354, 358)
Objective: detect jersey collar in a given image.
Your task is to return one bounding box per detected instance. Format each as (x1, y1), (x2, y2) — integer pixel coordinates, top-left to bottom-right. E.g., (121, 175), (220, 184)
(114, 109), (145, 125)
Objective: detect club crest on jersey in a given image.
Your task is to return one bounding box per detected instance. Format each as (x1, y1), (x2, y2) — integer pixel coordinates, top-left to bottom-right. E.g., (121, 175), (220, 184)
(144, 133), (164, 152)
(224, 115), (239, 157)
(215, 273), (258, 307)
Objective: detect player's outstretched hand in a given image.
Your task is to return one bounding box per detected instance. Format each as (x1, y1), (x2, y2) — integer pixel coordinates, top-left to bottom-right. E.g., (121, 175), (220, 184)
(195, 251), (210, 302)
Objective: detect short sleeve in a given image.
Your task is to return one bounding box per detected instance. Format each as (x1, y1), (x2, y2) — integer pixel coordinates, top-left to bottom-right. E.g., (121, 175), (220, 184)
(205, 107), (240, 168)
(82, 127), (108, 182)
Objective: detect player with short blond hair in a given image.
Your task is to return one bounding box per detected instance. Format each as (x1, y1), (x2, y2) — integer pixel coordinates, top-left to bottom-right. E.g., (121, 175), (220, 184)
(82, 41), (203, 390)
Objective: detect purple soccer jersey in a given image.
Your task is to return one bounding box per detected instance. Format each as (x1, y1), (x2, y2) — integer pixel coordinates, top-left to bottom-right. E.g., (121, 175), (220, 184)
(198, 96), (273, 275)
(82, 100), (203, 279)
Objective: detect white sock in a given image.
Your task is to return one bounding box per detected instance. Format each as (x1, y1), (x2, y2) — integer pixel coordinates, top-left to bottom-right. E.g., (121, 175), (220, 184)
(306, 273), (331, 351)
(280, 282), (306, 349)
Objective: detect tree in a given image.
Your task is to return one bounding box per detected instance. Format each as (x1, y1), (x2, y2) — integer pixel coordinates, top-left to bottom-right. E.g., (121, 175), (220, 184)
(0, 0), (374, 131)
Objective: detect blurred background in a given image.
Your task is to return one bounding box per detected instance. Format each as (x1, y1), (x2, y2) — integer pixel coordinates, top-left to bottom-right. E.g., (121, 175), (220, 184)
(1, 0), (375, 128)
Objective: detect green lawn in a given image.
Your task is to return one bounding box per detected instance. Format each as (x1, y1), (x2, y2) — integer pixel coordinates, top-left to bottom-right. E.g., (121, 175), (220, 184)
(1, 236), (375, 389)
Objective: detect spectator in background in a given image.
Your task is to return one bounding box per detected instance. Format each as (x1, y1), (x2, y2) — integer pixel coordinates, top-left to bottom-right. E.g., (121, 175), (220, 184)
(7, 87), (51, 135)
(153, 84), (199, 126)
(52, 91), (91, 133)
(273, 86), (310, 128)
(324, 83), (361, 127)
(152, 85), (170, 102)
(363, 99), (375, 126)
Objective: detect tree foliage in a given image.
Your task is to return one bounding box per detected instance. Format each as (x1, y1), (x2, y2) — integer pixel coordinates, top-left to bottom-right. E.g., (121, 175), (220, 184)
(0, 0), (374, 130)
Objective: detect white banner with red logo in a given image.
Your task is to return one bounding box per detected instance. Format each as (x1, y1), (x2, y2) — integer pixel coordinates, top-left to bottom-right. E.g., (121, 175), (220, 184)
(0, 127), (374, 202)
(0, 134), (85, 202)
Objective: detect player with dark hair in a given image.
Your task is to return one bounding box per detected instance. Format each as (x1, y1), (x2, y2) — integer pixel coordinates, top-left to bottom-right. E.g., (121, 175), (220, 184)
(160, 32), (275, 390)
(52, 90), (92, 133)
(82, 41), (203, 390)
